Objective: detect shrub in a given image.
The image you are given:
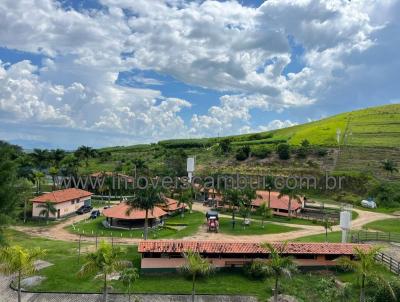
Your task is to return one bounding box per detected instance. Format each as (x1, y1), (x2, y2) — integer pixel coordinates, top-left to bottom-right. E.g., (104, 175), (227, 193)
(243, 260), (268, 280)
(277, 143), (290, 160)
(219, 139), (231, 154)
(252, 146), (272, 159)
(315, 147), (328, 157)
(373, 280), (400, 302)
(236, 150), (248, 161)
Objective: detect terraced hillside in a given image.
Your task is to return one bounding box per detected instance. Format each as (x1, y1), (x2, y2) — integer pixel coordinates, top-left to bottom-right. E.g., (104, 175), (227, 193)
(271, 104), (400, 147)
(95, 104), (399, 179)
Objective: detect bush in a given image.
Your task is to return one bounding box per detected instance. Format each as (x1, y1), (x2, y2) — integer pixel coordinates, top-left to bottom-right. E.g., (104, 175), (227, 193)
(369, 182), (400, 208)
(315, 147), (328, 157)
(373, 280), (400, 302)
(277, 143), (290, 160)
(252, 146), (272, 159)
(235, 145), (251, 161)
(243, 260), (268, 280)
(236, 150), (248, 161)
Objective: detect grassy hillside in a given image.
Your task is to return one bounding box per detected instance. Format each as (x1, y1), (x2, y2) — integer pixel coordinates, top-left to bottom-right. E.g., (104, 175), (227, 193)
(89, 104), (399, 179)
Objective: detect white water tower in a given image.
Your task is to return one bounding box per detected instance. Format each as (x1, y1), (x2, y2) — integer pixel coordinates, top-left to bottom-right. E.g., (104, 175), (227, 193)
(187, 157), (195, 182)
(340, 204), (352, 243)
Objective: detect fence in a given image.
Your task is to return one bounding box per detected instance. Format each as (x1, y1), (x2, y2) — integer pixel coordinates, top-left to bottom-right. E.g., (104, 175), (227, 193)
(351, 230), (400, 275)
(375, 252), (400, 275)
(351, 230), (400, 244)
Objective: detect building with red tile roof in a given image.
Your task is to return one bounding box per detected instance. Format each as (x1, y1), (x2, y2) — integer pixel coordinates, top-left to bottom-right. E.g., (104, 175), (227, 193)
(160, 197), (185, 214)
(103, 202), (167, 229)
(138, 240), (371, 271)
(31, 188), (92, 219)
(252, 190), (303, 216)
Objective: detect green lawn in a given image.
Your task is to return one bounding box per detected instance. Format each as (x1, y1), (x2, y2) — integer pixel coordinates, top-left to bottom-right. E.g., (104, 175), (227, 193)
(293, 231), (343, 243)
(66, 211), (204, 239)
(363, 218), (400, 233)
(218, 217), (299, 235)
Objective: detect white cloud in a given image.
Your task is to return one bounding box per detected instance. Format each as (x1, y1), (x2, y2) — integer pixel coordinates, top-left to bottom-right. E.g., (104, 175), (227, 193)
(0, 0), (398, 147)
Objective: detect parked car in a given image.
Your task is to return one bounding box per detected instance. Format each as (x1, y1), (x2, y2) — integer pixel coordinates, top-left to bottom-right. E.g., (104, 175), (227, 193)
(76, 205), (93, 215)
(361, 199), (377, 209)
(90, 210), (101, 219)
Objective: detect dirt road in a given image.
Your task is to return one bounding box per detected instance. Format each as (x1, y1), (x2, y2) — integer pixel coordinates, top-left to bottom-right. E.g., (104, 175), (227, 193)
(13, 203), (393, 244)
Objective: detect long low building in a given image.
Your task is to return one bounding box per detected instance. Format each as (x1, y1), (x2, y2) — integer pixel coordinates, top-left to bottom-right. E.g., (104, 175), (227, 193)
(31, 188), (92, 219)
(251, 190), (303, 217)
(138, 240), (369, 271)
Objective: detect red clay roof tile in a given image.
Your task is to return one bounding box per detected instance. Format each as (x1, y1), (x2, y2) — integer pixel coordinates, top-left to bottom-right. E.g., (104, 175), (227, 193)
(138, 240), (370, 255)
(103, 202), (167, 220)
(31, 188), (92, 204)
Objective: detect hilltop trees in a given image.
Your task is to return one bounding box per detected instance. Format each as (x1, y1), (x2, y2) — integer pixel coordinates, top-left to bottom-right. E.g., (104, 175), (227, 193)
(0, 141), (31, 243)
(75, 146), (98, 167)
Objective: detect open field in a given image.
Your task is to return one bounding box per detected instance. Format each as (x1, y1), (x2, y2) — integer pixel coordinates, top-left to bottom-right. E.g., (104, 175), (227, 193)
(363, 218), (400, 233)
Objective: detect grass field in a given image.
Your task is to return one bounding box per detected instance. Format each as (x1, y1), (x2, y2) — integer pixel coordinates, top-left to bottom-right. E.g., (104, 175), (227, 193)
(293, 231), (343, 243)
(66, 211), (204, 239)
(2, 229), (395, 301)
(363, 218), (400, 233)
(218, 217), (299, 235)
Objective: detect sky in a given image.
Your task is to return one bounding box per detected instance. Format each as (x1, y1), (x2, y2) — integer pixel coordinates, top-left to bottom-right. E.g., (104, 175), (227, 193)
(0, 0), (399, 150)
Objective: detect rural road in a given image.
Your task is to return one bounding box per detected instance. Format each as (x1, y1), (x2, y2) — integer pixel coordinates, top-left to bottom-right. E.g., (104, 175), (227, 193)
(13, 202), (393, 244)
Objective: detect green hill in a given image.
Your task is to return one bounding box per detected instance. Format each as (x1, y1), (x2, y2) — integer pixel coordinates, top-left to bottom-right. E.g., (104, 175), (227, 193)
(92, 104), (400, 180)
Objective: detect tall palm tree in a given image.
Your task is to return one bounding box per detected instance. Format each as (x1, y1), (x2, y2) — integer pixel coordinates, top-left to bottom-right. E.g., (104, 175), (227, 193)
(381, 159), (399, 177)
(120, 267), (139, 302)
(177, 189), (193, 217)
(261, 242), (298, 302)
(264, 175), (275, 208)
(240, 188), (256, 226)
(223, 189), (241, 229)
(0, 245), (46, 302)
(49, 149), (66, 168)
(338, 246), (393, 302)
(322, 215), (333, 242)
(75, 145), (98, 168)
(180, 250), (214, 302)
(60, 154), (81, 177)
(78, 241), (131, 302)
(259, 203), (272, 228)
(37, 201), (57, 223)
(278, 186), (302, 220)
(48, 166), (59, 190)
(127, 186), (164, 240)
(30, 148), (50, 170)
(33, 171), (45, 194)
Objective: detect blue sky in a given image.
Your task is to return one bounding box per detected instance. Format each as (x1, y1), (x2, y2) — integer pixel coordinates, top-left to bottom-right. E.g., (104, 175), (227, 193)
(0, 0), (399, 149)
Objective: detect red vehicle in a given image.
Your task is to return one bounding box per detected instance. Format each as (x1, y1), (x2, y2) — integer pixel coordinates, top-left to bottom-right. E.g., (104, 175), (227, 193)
(206, 211), (219, 233)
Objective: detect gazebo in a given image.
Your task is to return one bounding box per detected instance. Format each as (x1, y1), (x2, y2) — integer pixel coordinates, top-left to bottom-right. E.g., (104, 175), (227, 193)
(103, 202), (167, 229)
